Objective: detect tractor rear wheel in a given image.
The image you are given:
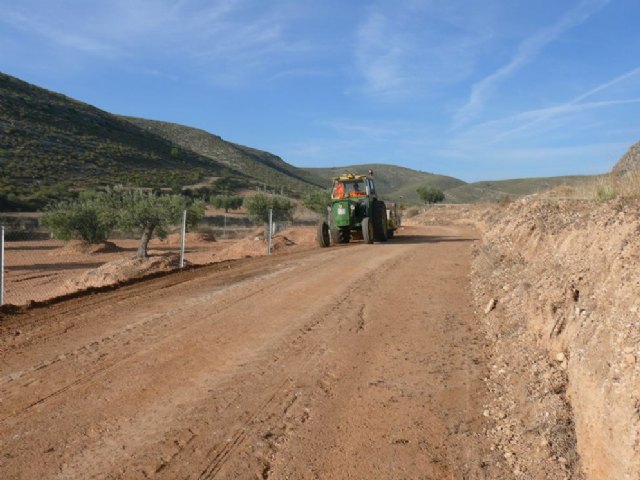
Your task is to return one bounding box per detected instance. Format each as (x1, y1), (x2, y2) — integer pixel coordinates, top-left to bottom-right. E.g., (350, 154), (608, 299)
(316, 222), (330, 247)
(362, 217), (374, 244)
(372, 201), (388, 242)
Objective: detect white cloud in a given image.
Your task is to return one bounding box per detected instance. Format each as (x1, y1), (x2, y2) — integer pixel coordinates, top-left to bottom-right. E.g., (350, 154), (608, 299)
(455, 0), (612, 125)
(353, 3), (493, 99)
(355, 11), (411, 97)
(0, 0), (308, 83)
(0, 9), (121, 56)
(461, 66), (640, 143)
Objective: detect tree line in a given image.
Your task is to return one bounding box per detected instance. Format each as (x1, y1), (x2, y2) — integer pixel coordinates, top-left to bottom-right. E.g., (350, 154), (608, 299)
(42, 189), (295, 258)
(39, 184), (446, 258)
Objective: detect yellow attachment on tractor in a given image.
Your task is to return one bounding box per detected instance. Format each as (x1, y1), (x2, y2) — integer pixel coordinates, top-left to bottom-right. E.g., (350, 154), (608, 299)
(333, 172), (368, 182)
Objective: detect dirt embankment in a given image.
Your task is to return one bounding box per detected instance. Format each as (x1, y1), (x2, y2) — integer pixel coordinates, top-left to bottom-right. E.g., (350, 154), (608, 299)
(459, 198), (640, 479)
(2, 228), (317, 306)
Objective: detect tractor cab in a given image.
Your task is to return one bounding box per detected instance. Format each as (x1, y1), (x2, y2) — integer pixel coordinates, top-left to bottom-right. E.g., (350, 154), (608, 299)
(331, 174), (375, 199)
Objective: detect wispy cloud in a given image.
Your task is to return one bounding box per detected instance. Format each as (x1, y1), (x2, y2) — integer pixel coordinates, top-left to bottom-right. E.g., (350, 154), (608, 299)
(0, 9), (121, 56)
(355, 11), (412, 97)
(353, 3), (493, 99)
(464, 66), (640, 142)
(0, 0), (308, 83)
(455, 0), (611, 125)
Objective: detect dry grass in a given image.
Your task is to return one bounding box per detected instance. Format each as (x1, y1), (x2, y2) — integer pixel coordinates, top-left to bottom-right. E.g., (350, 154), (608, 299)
(612, 171), (640, 198)
(544, 172), (640, 201)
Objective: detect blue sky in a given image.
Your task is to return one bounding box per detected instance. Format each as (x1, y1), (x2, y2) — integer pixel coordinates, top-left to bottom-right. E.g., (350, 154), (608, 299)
(1, 0), (639, 181)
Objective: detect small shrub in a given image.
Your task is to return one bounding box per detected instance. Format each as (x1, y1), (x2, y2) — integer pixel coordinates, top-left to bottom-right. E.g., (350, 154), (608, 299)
(42, 194), (116, 243)
(498, 194), (512, 206)
(595, 185), (616, 202)
(404, 207), (419, 218)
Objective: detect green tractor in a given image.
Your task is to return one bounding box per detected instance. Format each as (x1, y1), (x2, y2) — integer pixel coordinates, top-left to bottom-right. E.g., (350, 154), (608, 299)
(317, 172), (397, 247)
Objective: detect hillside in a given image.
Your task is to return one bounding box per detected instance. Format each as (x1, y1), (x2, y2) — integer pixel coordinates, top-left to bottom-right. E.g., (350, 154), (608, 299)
(0, 72), (239, 209)
(612, 140), (640, 176)
(0, 72), (323, 211)
(304, 164), (466, 203)
(123, 117), (326, 193)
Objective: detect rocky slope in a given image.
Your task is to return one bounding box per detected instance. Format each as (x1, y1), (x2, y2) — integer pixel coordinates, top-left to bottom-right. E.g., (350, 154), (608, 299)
(613, 140), (640, 176)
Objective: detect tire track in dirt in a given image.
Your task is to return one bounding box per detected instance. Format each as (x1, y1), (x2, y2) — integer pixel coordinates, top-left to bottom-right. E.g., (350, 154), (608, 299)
(0, 265), (300, 421)
(0, 226), (490, 480)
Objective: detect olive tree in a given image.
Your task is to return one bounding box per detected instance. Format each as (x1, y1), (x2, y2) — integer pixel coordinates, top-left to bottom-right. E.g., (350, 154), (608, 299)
(211, 195), (244, 213)
(302, 190), (332, 216)
(42, 192), (117, 243)
(416, 186), (445, 205)
(244, 194), (293, 234)
(42, 188), (205, 258)
(114, 190), (205, 258)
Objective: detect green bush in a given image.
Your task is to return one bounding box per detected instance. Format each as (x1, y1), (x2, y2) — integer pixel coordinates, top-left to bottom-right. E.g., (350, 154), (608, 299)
(244, 193), (293, 225)
(211, 195), (244, 212)
(416, 186), (445, 204)
(113, 189), (205, 258)
(41, 188), (205, 257)
(596, 185), (616, 201)
(41, 193), (116, 243)
(302, 190), (331, 215)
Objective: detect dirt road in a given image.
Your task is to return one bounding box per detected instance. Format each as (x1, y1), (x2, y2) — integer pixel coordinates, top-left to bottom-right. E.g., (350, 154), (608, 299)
(0, 225), (490, 479)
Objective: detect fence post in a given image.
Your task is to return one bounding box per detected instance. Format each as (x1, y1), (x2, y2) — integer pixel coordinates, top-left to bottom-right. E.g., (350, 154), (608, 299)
(267, 209), (273, 255)
(0, 225), (4, 305)
(179, 210), (187, 269)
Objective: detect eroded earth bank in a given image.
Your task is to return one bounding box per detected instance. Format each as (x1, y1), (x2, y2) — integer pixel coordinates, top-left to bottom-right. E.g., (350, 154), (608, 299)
(416, 199), (640, 480)
(478, 199), (640, 480)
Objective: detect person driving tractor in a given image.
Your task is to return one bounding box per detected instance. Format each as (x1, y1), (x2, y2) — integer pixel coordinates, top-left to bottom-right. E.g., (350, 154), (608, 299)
(333, 181), (366, 199)
(349, 182), (366, 197)
(332, 182), (345, 198)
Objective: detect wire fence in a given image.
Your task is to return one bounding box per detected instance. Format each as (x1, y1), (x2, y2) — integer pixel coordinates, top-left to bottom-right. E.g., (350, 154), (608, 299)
(0, 212), (316, 307)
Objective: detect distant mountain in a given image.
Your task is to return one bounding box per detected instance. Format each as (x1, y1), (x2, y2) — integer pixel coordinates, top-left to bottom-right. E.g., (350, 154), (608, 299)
(123, 117), (326, 193)
(303, 164), (601, 204)
(447, 175), (600, 203)
(612, 140), (640, 176)
(304, 164), (466, 204)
